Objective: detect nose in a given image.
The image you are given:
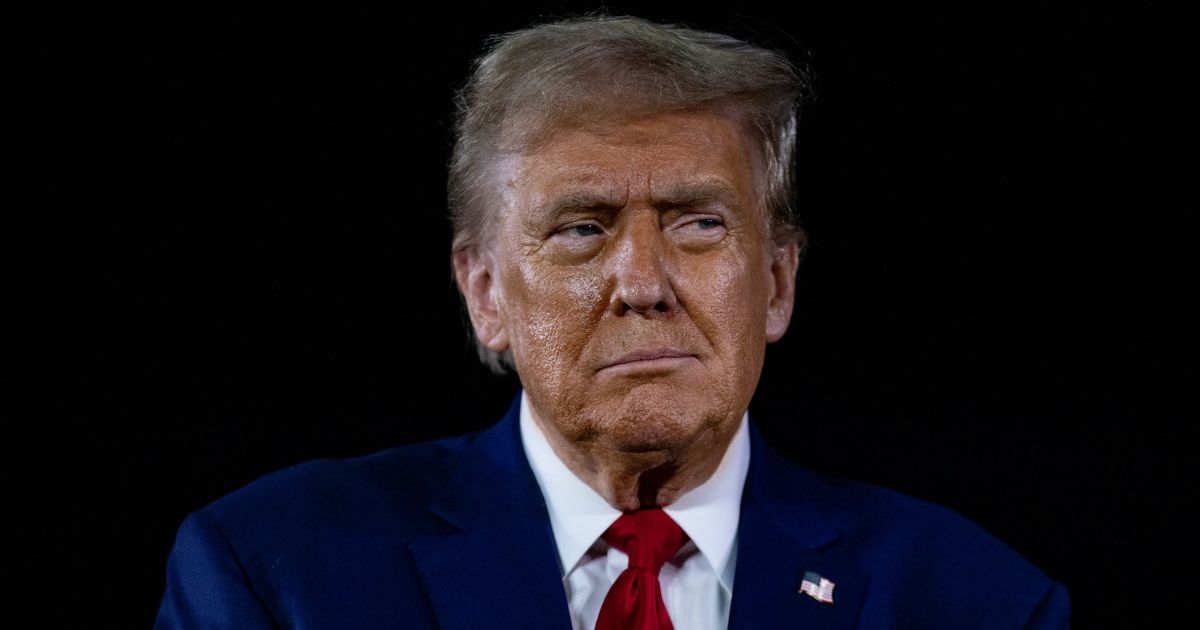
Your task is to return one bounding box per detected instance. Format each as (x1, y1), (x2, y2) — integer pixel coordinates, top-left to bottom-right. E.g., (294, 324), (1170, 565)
(607, 209), (678, 317)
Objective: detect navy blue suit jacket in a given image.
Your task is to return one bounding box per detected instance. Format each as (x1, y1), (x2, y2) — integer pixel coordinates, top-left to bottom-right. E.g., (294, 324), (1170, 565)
(156, 390), (1070, 628)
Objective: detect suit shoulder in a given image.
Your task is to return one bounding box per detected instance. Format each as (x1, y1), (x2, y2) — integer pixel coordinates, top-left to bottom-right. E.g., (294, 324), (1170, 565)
(790, 466), (1068, 626)
(193, 429), (482, 549)
(159, 430), (489, 627)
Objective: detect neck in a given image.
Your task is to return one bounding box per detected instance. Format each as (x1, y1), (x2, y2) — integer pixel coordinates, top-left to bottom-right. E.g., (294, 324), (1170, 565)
(529, 404), (739, 512)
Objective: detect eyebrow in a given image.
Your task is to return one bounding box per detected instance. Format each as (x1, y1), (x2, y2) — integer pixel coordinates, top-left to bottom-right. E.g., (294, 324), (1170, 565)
(652, 179), (741, 211)
(532, 179), (741, 220)
(532, 190), (624, 220)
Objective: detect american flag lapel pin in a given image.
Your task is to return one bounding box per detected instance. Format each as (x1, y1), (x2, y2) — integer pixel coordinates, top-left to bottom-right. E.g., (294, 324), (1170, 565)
(798, 570), (836, 604)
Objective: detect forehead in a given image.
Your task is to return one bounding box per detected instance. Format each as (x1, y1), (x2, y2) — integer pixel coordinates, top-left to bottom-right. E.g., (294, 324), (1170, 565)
(503, 109), (763, 210)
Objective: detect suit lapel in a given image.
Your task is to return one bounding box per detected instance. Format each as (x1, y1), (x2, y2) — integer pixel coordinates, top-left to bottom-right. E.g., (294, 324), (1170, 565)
(408, 393), (870, 629)
(728, 418), (870, 629)
(407, 392), (574, 630)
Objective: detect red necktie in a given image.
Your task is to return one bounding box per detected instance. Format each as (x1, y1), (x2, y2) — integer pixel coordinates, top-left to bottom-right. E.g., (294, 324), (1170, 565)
(595, 506), (690, 630)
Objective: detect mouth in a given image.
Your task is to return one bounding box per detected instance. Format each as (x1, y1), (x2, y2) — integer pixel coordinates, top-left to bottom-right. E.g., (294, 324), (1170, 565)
(599, 348), (697, 372)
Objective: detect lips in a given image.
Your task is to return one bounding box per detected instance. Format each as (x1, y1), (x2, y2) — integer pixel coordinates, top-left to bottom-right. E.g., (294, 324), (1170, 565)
(601, 347), (694, 370)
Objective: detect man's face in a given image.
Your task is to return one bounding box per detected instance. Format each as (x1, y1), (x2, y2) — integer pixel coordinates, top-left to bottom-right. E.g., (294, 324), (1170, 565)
(465, 109), (798, 461)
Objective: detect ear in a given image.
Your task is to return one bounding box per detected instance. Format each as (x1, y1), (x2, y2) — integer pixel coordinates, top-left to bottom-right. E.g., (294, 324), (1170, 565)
(452, 245), (510, 353)
(764, 238), (800, 343)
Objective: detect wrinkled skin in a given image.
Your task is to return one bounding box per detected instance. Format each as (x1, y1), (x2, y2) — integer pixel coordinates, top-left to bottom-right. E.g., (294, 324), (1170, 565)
(453, 109), (799, 511)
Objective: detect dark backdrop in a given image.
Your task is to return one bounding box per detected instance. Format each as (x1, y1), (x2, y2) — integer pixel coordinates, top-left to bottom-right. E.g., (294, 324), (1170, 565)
(28, 3), (1189, 627)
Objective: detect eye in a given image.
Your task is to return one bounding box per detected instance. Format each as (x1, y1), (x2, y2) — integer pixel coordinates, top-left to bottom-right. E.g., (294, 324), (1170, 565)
(679, 216), (724, 232)
(559, 222), (604, 238)
(670, 215), (726, 247)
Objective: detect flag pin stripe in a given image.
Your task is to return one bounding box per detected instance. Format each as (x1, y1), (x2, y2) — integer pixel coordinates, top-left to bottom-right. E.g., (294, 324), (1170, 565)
(798, 570), (836, 604)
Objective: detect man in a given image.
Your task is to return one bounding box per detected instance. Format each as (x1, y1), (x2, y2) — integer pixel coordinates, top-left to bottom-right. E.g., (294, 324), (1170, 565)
(156, 14), (1070, 629)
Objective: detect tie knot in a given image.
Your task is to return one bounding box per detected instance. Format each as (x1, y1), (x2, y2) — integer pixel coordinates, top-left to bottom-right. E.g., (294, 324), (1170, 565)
(601, 507), (690, 573)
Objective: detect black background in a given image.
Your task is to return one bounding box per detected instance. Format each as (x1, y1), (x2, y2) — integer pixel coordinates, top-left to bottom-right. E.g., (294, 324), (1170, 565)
(25, 3), (1190, 627)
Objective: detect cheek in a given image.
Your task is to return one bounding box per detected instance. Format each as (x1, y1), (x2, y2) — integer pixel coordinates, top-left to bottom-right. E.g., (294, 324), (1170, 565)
(681, 250), (769, 356)
(504, 261), (605, 375)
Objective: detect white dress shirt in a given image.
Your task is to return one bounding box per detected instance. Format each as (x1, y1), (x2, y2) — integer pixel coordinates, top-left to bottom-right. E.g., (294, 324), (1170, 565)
(519, 390), (751, 630)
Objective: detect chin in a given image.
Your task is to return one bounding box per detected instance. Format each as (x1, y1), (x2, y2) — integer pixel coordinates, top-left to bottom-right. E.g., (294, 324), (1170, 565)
(594, 384), (708, 453)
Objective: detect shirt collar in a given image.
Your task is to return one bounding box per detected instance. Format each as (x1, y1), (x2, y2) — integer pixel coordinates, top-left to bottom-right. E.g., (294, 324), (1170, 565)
(519, 389), (751, 593)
